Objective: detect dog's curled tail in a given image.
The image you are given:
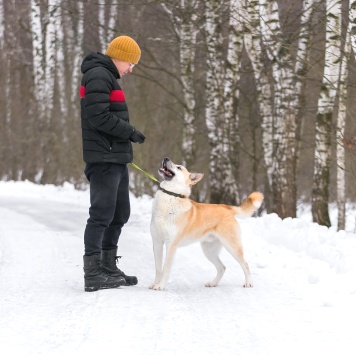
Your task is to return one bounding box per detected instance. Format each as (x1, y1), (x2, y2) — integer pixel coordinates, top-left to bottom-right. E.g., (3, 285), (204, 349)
(234, 192), (264, 218)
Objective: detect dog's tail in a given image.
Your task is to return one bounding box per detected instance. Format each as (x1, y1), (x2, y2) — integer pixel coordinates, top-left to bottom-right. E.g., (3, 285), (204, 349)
(233, 192), (264, 218)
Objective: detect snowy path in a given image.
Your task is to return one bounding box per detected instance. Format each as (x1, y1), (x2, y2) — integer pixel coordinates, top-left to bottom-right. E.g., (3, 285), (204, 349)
(0, 181), (355, 355)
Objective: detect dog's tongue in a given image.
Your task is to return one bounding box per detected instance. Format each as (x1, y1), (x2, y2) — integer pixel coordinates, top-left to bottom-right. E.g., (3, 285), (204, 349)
(160, 167), (173, 177)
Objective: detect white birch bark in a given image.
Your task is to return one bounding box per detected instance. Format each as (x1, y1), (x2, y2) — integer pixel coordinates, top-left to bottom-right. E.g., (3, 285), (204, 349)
(224, 0), (243, 201)
(44, 0), (59, 116)
(99, 0), (118, 52)
(55, 3), (66, 117)
(180, 17), (197, 167)
(350, 1), (356, 56)
(312, 0), (342, 227)
(0, 0), (4, 50)
(205, 0), (233, 203)
(294, 0), (315, 94)
(71, 1), (84, 104)
(336, 8), (352, 230)
(30, 0), (45, 119)
(250, 0), (314, 217)
(244, 0), (274, 187)
(259, 0), (298, 217)
(260, 0), (289, 211)
(161, 1), (199, 167)
(1, 0), (10, 124)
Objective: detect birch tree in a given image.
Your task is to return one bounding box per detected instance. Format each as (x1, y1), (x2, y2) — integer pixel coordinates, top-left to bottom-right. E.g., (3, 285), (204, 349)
(257, 0), (314, 217)
(244, 0), (274, 202)
(98, 0), (118, 52)
(55, 3), (66, 117)
(351, 1), (356, 54)
(30, 0), (45, 120)
(0, 0), (3, 50)
(70, 1), (84, 105)
(225, 0), (244, 193)
(44, 0), (59, 117)
(205, 0), (243, 205)
(336, 37), (349, 231)
(336, 2), (354, 231)
(161, 1), (200, 168)
(312, 0), (342, 227)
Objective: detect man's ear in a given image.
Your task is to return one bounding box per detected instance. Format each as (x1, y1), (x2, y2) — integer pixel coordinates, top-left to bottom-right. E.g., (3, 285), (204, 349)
(189, 173), (204, 185)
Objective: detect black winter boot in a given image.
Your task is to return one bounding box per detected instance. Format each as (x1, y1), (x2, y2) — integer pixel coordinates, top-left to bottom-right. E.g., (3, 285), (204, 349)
(101, 248), (138, 286)
(83, 254), (126, 292)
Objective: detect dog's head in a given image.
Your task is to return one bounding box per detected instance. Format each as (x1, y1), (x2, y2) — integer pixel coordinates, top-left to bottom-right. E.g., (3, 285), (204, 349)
(158, 157), (204, 195)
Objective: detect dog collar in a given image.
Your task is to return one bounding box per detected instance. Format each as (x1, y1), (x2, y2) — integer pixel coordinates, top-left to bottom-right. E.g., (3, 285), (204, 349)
(160, 187), (186, 199)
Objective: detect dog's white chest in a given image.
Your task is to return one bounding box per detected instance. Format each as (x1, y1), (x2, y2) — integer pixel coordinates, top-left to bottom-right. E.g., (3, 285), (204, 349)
(150, 192), (189, 241)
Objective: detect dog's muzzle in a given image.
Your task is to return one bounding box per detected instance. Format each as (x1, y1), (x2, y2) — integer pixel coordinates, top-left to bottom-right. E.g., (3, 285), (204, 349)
(159, 158), (175, 180)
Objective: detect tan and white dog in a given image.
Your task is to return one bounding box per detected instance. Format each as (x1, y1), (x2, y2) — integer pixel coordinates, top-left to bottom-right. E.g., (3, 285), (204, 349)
(149, 157), (264, 291)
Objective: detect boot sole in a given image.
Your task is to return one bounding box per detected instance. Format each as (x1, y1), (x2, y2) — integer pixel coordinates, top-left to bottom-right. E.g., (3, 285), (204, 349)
(85, 279), (126, 292)
(84, 282), (125, 292)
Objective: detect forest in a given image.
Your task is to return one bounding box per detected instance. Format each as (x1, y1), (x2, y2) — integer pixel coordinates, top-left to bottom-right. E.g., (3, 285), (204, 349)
(1, 0), (356, 230)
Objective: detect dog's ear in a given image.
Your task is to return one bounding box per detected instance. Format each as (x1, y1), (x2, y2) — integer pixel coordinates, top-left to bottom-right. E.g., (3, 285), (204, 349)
(189, 173), (204, 185)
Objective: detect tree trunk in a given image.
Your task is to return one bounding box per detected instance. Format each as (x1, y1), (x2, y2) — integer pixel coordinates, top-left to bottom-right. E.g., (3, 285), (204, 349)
(244, 0), (274, 205)
(312, 0), (342, 227)
(180, 18), (197, 168)
(225, 0), (243, 197)
(351, 1), (356, 55)
(336, 6), (352, 231)
(205, 0), (240, 205)
(98, 0), (118, 52)
(259, 0), (305, 218)
(161, 2), (199, 168)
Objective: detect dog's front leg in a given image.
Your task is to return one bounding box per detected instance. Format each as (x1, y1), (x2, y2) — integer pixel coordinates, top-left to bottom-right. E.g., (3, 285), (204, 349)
(152, 242), (177, 291)
(149, 239), (164, 289)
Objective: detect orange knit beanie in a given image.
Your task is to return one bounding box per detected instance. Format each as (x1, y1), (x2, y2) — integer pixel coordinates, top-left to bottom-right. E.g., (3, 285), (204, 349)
(105, 36), (141, 64)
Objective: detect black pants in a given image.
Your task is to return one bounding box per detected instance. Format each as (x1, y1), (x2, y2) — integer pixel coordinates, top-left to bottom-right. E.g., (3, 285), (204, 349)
(84, 163), (130, 256)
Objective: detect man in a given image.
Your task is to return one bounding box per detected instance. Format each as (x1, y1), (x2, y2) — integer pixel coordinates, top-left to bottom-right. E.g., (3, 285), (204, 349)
(80, 36), (146, 292)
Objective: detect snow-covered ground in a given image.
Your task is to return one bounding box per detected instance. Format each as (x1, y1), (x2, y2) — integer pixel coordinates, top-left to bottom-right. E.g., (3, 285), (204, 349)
(0, 180), (355, 355)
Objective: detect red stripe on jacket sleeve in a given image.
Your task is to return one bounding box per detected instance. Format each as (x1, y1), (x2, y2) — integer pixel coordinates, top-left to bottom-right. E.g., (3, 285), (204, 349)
(109, 90), (126, 102)
(80, 86), (86, 98)
(79, 86), (125, 102)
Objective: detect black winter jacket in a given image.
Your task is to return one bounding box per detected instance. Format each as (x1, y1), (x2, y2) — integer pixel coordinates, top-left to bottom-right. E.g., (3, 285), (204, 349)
(80, 52), (134, 164)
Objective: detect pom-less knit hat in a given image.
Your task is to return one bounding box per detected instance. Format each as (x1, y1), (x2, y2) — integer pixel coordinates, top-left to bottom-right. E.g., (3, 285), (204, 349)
(105, 36), (141, 64)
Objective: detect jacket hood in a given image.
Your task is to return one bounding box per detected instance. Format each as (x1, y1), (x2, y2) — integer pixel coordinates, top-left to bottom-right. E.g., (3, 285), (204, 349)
(81, 52), (120, 79)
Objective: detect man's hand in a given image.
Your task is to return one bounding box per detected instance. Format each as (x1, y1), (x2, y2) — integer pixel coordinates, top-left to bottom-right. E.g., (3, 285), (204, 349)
(130, 129), (146, 144)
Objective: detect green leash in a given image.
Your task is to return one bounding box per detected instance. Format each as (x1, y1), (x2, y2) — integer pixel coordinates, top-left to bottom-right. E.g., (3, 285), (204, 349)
(130, 162), (160, 185)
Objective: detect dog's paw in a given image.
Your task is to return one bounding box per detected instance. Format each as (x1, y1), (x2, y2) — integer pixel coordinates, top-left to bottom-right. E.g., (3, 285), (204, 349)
(152, 284), (165, 291)
(205, 282), (218, 287)
(243, 282), (253, 288)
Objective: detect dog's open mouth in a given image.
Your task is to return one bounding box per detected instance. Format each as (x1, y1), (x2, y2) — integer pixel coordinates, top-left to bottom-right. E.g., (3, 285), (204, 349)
(159, 161), (175, 180)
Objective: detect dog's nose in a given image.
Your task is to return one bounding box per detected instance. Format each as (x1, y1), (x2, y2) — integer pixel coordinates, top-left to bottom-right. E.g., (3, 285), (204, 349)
(163, 157), (170, 163)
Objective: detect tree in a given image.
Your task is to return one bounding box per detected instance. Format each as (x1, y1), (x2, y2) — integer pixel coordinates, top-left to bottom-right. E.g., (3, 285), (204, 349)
(205, 0), (241, 205)
(161, 1), (201, 168)
(225, 0), (244, 197)
(336, 1), (354, 230)
(312, 0), (342, 227)
(255, 0), (315, 218)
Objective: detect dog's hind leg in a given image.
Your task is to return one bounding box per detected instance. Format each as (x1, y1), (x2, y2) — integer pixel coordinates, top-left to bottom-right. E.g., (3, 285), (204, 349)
(201, 238), (226, 287)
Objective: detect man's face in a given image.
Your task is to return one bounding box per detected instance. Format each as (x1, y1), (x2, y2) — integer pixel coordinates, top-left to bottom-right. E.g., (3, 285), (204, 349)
(113, 59), (135, 77)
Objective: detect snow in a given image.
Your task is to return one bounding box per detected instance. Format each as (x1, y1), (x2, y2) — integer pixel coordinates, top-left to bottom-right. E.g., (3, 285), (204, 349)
(0, 180), (355, 355)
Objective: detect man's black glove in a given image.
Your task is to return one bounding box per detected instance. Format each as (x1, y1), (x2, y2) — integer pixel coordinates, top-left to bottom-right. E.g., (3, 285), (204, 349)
(130, 128), (146, 144)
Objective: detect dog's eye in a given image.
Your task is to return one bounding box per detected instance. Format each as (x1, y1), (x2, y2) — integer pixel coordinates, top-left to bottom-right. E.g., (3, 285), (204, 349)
(177, 166), (182, 170)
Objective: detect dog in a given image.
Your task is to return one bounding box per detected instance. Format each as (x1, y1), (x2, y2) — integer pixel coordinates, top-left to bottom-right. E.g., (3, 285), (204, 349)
(149, 157), (264, 291)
